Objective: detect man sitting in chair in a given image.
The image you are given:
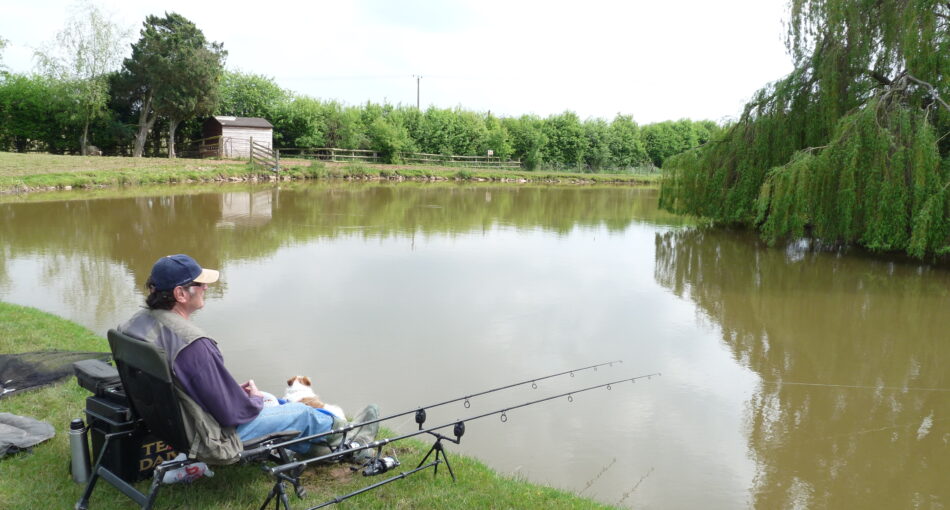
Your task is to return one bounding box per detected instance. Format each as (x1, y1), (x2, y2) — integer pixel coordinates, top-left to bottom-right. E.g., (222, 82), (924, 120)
(119, 254), (376, 464)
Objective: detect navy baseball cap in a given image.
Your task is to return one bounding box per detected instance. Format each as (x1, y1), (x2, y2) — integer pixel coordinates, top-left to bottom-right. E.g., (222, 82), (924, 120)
(149, 254), (219, 291)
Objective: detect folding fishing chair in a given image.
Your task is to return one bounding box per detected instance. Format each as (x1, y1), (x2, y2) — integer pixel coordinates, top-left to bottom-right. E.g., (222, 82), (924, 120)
(75, 329), (303, 510)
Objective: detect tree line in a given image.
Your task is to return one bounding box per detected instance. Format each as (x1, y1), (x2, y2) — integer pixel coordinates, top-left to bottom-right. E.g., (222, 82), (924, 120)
(0, 6), (716, 171)
(660, 0), (949, 258)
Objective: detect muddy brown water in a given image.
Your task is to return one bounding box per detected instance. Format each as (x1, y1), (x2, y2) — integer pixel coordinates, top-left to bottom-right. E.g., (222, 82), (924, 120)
(1, 182), (947, 509)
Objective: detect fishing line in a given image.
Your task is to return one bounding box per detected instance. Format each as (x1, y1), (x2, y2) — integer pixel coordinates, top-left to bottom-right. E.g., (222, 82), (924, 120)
(776, 416), (946, 445)
(580, 457), (617, 494)
(762, 381), (950, 393)
(616, 466), (654, 507)
(758, 382), (950, 447)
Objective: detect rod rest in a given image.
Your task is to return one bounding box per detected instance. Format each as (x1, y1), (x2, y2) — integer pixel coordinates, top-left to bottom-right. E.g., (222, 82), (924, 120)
(238, 430), (300, 462)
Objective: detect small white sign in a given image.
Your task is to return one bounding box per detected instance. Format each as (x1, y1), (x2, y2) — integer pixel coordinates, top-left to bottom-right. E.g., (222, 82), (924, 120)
(487, 150), (494, 156)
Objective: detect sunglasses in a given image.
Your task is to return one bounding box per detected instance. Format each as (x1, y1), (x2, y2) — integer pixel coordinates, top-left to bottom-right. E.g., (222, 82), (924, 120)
(183, 282), (207, 289)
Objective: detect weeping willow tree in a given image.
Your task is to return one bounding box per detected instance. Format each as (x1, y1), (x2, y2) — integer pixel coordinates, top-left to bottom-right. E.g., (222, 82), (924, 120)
(660, 0), (950, 258)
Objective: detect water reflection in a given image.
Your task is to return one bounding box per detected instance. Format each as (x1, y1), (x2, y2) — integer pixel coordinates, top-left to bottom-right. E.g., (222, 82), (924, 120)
(0, 183), (685, 308)
(217, 191), (273, 229)
(654, 228), (950, 508)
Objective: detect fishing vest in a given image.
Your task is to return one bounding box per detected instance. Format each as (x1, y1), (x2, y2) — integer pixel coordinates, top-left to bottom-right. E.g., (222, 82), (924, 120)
(118, 308), (244, 464)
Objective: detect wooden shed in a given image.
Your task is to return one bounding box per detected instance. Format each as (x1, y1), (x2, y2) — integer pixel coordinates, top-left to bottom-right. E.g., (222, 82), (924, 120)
(202, 116), (273, 158)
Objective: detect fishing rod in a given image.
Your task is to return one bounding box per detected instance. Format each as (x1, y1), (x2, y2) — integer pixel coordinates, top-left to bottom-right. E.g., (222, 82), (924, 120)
(241, 359), (623, 460)
(267, 371), (661, 510)
(272, 371), (660, 475)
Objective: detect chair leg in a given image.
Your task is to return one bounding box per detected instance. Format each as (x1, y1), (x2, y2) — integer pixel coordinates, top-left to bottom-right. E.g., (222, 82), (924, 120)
(76, 431), (185, 510)
(75, 432), (116, 509)
(75, 471), (99, 510)
(141, 465), (167, 510)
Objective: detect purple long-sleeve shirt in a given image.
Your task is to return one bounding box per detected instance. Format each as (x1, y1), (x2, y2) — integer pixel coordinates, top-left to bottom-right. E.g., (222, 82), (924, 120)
(172, 337), (263, 427)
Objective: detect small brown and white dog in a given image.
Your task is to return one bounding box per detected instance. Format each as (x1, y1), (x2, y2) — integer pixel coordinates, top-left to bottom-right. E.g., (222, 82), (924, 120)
(284, 376), (345, 420)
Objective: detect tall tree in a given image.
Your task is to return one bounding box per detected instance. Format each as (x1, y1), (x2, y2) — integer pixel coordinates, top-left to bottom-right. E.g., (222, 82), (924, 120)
(641, 120), (703, 168)
(483, 113), (513, 160)
(583, 118), (612, 171)
(543, 111), (587, 170)
(273, 95), (328, 147)
(0, 74), (73, 152)
(34, 1), (129, 155)
(502, 115), (547, 170)
(217, 71), (287, 119)
(660, 0), (950, 258)
(121, 13), (226, 158)
(367, 115), (414, 164)
(608, 114), (648, 169)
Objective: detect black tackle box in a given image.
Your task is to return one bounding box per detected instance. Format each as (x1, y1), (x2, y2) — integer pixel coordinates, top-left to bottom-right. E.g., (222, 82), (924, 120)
(73, 359), (178, 482)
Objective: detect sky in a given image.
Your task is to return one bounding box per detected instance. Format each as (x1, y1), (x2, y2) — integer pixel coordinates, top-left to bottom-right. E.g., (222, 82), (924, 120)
(0, 0), (795, 124)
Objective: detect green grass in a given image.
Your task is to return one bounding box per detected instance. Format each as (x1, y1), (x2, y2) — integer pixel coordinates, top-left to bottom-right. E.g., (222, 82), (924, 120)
(0, 152), (262, 192)
(0, 152), (658, 194)
(0, 302), (614, 509)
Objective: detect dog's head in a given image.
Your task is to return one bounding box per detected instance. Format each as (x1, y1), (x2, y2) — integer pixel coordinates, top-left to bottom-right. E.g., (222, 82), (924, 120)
(286, 375), (312, 388)
(285, 375), (320, 404)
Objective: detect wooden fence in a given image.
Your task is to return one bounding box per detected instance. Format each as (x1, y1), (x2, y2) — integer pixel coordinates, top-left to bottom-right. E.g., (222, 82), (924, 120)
(249, 139), (280, 172)
(181, 142), (521, 171)
(399, 152), (521, 169)
(279, 148), (381, 163)
(279, 147), (520, 169)
(175, 135), (223, 159)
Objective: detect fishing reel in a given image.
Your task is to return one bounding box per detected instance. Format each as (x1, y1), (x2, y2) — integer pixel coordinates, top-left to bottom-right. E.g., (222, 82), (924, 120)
(333, 439), (368, 464)
(338, 440), (364, 454)
(361, 454), (400, 476)
(352, 446), (401, 477)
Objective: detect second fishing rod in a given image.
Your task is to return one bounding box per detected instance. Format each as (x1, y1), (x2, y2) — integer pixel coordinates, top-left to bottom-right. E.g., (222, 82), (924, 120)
(240, 359), (623, 459)
(299, 371), (661, 510)
(271, 371), (662, 479)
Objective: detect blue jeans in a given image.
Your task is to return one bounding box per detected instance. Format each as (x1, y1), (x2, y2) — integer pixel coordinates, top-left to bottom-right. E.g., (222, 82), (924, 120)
(236, 402), (334, 454)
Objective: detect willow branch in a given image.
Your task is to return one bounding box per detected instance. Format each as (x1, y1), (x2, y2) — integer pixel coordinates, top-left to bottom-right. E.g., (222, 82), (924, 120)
(867, 70), (892, 86)
(905, 73), (950, 114)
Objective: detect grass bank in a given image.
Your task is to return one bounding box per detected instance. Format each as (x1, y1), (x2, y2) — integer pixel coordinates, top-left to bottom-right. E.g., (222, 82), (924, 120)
(0, 152), (658, 194)
(0, 302), (613, 509)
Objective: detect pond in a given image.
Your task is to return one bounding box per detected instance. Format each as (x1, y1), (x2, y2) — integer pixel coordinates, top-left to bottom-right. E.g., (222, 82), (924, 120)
(1, 182), (948, 509)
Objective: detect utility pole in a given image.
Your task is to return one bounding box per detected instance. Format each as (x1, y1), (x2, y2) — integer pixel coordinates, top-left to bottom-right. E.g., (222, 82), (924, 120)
(413, 74), (422, 109)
